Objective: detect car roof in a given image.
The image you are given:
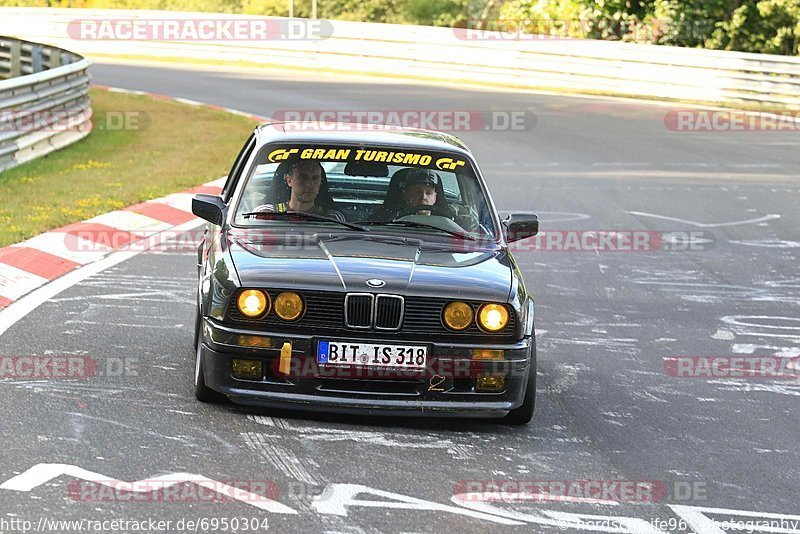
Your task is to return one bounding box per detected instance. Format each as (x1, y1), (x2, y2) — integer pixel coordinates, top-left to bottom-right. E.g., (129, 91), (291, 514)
(255, 122), (472, 155)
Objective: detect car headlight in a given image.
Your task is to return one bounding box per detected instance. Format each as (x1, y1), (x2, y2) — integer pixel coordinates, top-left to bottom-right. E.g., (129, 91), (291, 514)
(477, 303), (509, 332)
(237, 289), (270, 319)
(274, 292), (304, 321)
(443, 301), (473, 331)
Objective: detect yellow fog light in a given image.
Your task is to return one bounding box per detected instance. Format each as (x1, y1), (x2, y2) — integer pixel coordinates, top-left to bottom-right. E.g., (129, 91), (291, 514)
(477, 304), (509, 333)
(237, 335), (271, 349)
(231, 359), (262, 380)
(443, 301), (473, 331)
(274, 292), (304, 321)
(476, 373), (506, 392)
(472, 349), (504, 361)
(237, 290), (269, 319)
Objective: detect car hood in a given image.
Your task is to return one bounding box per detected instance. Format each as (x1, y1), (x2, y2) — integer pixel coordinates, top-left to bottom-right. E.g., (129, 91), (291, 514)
(227, 230), (512, 302)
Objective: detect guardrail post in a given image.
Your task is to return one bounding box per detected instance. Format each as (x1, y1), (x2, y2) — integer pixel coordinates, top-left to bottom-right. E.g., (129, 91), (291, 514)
(31, 44), (43, 73)
(10, 39), (21, 77)
(49, 48), (61, 69)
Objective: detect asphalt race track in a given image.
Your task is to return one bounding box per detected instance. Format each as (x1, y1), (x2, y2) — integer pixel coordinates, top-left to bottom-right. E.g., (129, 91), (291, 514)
(1, 62), (798, 533)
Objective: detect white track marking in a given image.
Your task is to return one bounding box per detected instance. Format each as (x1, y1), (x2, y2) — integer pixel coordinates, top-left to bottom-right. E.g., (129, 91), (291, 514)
(314, 484), (523, 525)
(669, 506), (726, 534)
(0, 463), (296, 514)
(627, 211), (781, 227)
(450, 494), (672, 532)
(730, 239), (800, 248)
(670, 505), (800, 533)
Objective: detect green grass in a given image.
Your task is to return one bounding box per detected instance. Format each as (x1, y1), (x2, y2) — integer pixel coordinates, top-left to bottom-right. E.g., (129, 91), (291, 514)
(0, 88), (258, 246)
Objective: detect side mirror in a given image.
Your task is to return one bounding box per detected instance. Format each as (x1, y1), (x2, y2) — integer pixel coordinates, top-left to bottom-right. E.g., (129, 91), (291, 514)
(503, 213), (539, 243)
(192, 194), (227, 226)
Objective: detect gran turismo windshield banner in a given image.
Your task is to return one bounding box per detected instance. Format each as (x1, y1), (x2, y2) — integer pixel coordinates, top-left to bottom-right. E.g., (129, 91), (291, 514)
(264, 145), (470, 172)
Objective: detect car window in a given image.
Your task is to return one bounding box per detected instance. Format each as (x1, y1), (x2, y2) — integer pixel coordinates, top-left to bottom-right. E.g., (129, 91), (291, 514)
(233, 144), (498, 240)
(222, 133), (256, 202)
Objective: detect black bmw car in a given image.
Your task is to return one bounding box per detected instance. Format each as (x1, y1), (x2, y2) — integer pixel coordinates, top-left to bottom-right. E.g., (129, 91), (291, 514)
(192, 123), (539, 424)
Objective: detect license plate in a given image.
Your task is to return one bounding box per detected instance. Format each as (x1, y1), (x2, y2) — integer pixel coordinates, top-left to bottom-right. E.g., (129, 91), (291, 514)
(317, 340), (427, 369)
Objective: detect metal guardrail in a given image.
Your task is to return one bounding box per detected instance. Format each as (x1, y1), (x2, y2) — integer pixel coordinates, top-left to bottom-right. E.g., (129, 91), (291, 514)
(0, 36), (92, 173)
(1, 8), (799, 109)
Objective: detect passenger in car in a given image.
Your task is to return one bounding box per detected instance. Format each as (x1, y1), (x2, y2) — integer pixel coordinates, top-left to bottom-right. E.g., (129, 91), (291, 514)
(255, 160), (345, 221)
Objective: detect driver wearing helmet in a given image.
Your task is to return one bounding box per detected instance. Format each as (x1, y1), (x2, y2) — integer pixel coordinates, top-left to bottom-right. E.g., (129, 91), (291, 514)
(401, 169), (440, 216)
(371, 168), (456, 221)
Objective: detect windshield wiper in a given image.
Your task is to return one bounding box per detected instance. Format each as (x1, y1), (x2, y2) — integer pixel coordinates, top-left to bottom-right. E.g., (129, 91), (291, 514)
(356, 220), (476, 241)
(242, 209), (368, 231)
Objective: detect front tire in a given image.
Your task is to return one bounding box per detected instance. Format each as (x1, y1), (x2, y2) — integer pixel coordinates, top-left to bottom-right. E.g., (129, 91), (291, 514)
(502, 338), (536, 425)
(194, 312), (223, 403)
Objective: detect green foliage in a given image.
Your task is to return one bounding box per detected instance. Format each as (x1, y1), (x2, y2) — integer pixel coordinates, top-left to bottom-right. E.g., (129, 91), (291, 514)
(322, 0), (406, 24)
(404, 0), (466, 26)
(497, 0), (584, 36)
(707, 0), (799, 55)
(497, 0), (799, 54)
(240, 0), (294, 17)
(647, 0), (724, 47)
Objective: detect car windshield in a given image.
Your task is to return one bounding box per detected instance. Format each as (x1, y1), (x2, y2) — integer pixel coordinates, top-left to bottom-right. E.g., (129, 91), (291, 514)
(233, 143), (499, 241)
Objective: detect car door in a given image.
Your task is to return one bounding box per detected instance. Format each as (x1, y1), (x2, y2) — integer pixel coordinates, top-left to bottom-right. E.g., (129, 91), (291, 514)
(197, 133), (257, 275)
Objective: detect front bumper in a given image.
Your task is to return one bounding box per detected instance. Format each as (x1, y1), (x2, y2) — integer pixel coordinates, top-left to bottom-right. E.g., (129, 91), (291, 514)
(199, 318), (534, 418)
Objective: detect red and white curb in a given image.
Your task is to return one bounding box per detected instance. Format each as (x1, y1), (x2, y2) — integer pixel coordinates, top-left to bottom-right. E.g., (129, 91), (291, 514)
(0, 177), (225, 310)
(0, 85), (268, 312)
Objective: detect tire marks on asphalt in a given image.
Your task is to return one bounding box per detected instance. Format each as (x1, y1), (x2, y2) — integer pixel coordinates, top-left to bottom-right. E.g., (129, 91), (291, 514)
(241, 432), (321, 485)
(245, 415), (482, 461)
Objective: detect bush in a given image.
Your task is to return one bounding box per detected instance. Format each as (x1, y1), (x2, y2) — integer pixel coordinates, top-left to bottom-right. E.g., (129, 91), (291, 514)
(707, 0), (799, 55)
(498, 0), (799, 55)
